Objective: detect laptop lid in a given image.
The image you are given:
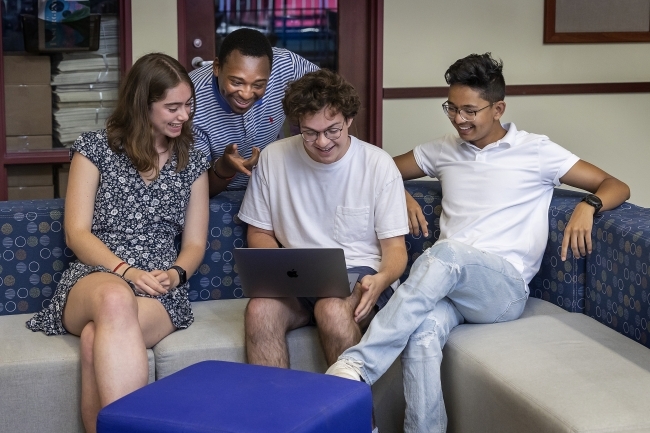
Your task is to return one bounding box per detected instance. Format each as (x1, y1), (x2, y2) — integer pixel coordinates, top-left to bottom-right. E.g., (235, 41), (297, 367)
(234, 248), (358, 298)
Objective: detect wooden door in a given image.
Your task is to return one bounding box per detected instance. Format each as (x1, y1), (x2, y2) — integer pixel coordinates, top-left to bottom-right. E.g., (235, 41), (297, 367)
(177, 0), (383, 146)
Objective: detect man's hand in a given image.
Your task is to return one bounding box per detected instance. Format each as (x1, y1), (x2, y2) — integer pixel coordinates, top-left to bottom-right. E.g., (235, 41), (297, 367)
(354, 274), (387, 323)
(406, 191), (428, 237)
(561, 201), (596, 261)
(218, 143), (261, 177)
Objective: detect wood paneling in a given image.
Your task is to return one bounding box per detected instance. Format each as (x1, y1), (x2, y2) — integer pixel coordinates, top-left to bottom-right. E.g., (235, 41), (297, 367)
(384, 82), (650, 99)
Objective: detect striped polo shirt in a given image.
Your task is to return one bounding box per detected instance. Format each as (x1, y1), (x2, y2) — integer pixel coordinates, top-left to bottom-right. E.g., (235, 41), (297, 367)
(190, 47), (318, 190)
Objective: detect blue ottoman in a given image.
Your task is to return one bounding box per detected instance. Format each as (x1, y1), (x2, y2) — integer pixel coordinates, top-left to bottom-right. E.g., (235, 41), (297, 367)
(97, 360), (372, 433)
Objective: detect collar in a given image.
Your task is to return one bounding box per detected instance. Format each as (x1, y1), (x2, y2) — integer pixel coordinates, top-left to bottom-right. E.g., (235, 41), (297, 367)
(461, 122), (517, 151)
(211, 75), (265, 115)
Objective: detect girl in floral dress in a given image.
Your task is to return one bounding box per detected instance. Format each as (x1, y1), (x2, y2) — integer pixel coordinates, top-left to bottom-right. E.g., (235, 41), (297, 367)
(27, 53), (210, 433)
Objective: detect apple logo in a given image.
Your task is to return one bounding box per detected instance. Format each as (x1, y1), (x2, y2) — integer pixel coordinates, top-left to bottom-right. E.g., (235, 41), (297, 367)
(287, 269), (298, 278)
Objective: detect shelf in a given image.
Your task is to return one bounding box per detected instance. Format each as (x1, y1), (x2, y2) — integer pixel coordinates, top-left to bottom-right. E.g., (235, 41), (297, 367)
(3, 149), (70, 165)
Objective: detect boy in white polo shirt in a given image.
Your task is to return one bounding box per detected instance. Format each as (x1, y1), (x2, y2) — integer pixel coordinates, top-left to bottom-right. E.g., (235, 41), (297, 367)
(327, 53), (630, 433)
(238, 69), (409, 371)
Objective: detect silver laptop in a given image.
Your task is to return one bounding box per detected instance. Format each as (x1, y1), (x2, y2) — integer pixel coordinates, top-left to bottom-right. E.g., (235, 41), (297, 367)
(234, 248), (359, 298)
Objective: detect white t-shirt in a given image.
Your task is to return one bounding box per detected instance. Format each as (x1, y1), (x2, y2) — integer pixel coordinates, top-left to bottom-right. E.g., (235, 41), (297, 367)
(239, 135), (409, 271)
(413, 122), (580, 284)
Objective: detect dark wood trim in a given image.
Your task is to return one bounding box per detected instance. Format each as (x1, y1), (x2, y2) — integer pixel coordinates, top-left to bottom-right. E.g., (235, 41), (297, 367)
(368, 0), (383, 147)
(338, 1), (370, 144)
(0, 9), (7, 200)
(177, 0), (216, 73)
(384, 82), (650, 99)
(120, 0), (133, 74)
(544, 0), (650, 43)
(177, 0), (187, 67)
(3, 150), (71, 165)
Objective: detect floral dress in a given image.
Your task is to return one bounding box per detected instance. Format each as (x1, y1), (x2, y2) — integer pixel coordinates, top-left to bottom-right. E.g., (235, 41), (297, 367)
(26, 130), (210, 335)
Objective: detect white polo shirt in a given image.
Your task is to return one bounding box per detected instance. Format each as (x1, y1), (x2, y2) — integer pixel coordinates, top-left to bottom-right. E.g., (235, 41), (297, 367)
(413, 122), (580, 283)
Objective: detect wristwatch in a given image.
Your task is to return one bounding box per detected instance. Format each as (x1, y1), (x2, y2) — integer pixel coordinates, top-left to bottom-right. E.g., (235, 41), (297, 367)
(170, 265), (187, 285)
(581, 194), (603, 214)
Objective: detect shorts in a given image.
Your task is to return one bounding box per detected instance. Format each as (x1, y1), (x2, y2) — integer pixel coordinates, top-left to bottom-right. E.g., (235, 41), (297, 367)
(298, 266), (394, 326)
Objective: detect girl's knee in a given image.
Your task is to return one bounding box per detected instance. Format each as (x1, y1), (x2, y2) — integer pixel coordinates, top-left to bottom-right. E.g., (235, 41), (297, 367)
(93, 283), (138, 322)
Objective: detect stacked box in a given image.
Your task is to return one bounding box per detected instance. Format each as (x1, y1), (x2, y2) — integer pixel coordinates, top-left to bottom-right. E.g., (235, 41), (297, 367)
(3, 54), (53, 148)
(57, 164), (70, 198)
(7, 165), (54, 200)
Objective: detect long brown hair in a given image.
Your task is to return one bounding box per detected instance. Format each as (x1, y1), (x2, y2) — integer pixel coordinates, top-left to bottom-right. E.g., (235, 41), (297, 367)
(106, 53), (196, 178)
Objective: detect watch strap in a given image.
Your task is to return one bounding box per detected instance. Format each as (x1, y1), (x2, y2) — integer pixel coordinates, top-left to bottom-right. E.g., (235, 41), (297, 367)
(581, 194), (603, 214)
(170, 265), (187, 285)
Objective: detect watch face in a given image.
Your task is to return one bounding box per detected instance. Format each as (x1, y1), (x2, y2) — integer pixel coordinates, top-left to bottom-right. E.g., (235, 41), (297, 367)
(584, 194), (602, 211)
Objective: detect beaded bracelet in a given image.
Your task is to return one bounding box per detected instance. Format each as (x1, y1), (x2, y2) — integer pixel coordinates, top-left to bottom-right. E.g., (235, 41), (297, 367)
(113, 261), (127, 273)
(212, 157), (236, 181)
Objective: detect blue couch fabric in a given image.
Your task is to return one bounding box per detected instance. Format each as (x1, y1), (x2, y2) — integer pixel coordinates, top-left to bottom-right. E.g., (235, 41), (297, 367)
(2, 181), (649, 349)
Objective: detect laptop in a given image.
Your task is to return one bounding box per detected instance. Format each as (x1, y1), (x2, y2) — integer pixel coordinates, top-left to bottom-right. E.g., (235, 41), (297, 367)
(233, 248), (359, 298)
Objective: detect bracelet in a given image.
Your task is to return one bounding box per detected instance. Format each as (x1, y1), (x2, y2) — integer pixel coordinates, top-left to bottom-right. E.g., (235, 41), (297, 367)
(121, 266), (133, 277)
(212, 157), (236, 181)
(113, 261), (127, 273)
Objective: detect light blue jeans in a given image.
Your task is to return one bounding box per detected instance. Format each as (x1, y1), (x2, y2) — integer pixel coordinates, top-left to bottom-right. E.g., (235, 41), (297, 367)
(340, 239), (529, 433)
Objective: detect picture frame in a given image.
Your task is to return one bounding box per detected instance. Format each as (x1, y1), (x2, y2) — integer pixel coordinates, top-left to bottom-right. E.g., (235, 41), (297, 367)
(544, 0), (650, 43)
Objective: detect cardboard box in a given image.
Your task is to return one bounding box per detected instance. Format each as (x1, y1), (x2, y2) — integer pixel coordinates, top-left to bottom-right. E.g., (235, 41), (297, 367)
(7, 165), (54, 187)
(57, 164), (70, 198)
(5, 135), (53, 152)
(3, 54), (51, 85)
(4, 84), (52, 136)
(8, 185), (54, 200)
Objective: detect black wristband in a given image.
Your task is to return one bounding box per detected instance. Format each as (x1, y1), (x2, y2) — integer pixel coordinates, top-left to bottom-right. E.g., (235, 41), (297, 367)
(212, 158), (235, 181)
(121, 265), (133, 277)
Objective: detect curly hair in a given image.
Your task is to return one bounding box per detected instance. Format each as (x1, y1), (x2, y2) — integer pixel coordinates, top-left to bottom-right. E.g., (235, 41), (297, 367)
(282, 69), (360, 125)
(218, 28), (273, 71)
(106, 53), (195, 179)
(445, 53), (505, 103)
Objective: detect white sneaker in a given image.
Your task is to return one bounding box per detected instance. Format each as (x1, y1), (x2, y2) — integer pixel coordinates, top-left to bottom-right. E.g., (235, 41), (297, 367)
(325, 358), (364, 381)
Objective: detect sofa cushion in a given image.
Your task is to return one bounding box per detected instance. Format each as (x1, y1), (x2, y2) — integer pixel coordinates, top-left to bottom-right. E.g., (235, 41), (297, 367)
(152, 299), (329, 380)
(585, 201), (650, 349)
(187, 191), (249, 302)
(0, 199), (74, 315)
(529, 189), (587, 313)
(0, 313), (155, 433)
(441, 311), (650, 433)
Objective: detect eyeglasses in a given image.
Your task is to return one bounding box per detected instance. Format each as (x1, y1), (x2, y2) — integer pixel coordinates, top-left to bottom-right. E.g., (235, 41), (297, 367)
(300, 127), (344, 143)
(442, 102), (493, 122)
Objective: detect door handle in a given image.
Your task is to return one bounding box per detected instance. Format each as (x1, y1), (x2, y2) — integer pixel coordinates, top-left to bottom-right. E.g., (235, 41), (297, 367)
(191, 57), (214, 69)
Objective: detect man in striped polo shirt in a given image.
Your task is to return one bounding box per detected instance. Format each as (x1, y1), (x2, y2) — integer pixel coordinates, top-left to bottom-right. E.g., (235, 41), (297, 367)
(190, 28), (318, 196)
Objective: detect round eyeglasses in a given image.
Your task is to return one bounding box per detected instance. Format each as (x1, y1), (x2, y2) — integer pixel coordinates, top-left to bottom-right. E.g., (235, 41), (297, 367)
(442, 102), (493, 122)
(300, 127), (344, 143)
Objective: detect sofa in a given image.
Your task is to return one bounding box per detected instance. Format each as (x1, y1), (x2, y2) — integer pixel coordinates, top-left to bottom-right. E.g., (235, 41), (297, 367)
(1, 180), (649, 433)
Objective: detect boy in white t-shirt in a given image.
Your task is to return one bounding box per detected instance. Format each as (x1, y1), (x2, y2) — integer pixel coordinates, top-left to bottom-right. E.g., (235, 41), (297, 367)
(238, 69), (409, 370)
(326, 53), (630, 433)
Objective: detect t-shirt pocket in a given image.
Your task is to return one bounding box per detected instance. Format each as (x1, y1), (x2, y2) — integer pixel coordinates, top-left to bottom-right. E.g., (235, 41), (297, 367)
(335, 206), (370, 243)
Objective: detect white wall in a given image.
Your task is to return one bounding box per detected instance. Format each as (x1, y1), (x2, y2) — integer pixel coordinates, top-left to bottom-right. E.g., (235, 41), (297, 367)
(383, 0), (650, 207)
(131, 0), (178, 61)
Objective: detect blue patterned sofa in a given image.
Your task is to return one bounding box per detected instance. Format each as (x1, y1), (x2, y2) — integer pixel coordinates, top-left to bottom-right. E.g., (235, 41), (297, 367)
(1, 180), (650, 433)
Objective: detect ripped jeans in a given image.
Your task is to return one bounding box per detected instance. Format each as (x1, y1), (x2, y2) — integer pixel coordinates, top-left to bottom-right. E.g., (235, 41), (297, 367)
(339, 239), (528, 433)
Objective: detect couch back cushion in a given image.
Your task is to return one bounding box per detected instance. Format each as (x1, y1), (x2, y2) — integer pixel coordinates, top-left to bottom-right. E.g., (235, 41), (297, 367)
(2, 181), (649, 351)
(0, 199), (74, 315)
(585, 201), (650, 347)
